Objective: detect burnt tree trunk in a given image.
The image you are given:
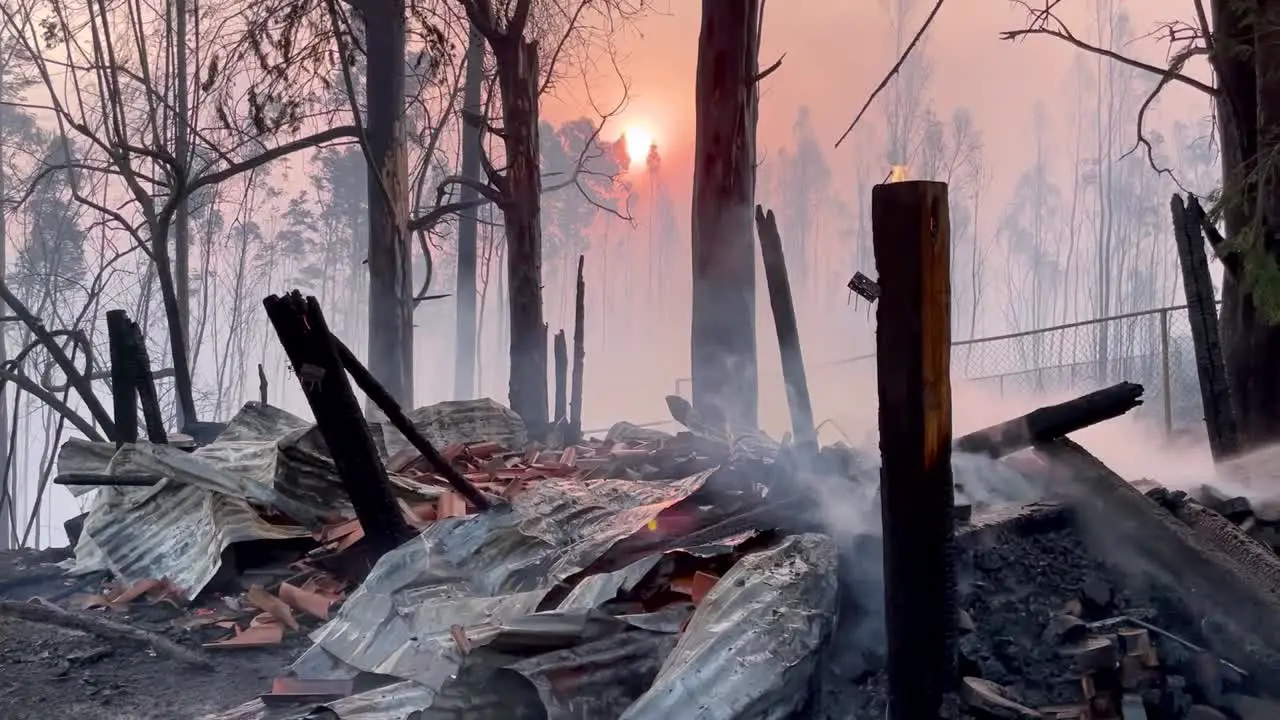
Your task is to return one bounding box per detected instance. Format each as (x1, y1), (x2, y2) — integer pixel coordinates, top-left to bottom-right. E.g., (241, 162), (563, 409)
(363, 0), (414, 406)
(1172, 195), (1238, 458)
(690, 0), (760, 431)
(1204, 0), (1280, 451)
(498, 38), (547, 432)
(463, 0), (548, 433)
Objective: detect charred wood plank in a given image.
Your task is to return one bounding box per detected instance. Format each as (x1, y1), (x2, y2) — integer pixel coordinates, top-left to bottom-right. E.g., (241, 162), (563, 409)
(264, 291), (412, 555)
(54, 472), (163, 487)
(553, 330), (567, 422)
(330, 337), (490, 511)
(873, 180), (958, 719)
(1035, 438), (1280, 685)
(955, 382), (1144, 458)
(130, 321), (167, 444)
(569, 255), (586, 444)
(106, 310), (138, 447)
(756, 205), (817, 456)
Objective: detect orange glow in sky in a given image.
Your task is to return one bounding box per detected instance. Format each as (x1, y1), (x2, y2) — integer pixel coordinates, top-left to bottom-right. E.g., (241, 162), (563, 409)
(624, 125), (654, 169)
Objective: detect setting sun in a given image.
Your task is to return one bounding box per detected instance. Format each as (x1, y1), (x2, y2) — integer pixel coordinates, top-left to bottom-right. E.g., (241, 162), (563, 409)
(624, 126), (654, 169)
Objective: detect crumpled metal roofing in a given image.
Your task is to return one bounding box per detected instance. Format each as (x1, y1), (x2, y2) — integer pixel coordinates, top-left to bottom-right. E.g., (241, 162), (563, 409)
(63, 398), (531, 599)
(303, 468), (719, 687)
(64, 402), (321, 597)
(200, 466), (850, 720)
(620, 532), (839, 720)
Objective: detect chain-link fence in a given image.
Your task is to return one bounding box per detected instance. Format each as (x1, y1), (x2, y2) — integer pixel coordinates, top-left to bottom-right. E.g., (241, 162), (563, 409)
(947, 305), (1207, 434)
(671, 303), (1211, 437)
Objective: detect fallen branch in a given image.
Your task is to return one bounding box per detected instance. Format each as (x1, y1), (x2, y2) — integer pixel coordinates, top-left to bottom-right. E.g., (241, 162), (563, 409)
(955, 382), (1143, 458)
(0, 598), (212, 668)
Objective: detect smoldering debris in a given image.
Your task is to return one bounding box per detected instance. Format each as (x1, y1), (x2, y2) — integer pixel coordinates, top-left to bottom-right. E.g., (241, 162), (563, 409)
(21, 385), (1280, 720)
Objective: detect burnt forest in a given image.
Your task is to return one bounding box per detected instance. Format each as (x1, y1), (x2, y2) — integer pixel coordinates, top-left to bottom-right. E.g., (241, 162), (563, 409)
(0, 0), (1275, 719)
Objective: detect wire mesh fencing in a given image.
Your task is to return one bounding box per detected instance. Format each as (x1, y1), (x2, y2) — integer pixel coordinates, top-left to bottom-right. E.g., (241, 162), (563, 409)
(672, 303), (1210, 437)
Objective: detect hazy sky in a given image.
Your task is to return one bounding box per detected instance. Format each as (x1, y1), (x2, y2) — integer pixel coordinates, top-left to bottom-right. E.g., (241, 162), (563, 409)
(543, 0), (1213, 199)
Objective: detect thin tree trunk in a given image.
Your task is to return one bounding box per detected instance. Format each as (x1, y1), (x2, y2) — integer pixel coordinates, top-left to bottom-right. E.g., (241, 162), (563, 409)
(453, 24), (485, 400)
(173, 0), (191, 428)
(364, 0), (414, 406)
(0, 120), (10, 550)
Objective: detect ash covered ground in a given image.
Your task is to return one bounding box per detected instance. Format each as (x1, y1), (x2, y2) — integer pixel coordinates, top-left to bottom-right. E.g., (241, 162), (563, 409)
(0, 549), (307, 720)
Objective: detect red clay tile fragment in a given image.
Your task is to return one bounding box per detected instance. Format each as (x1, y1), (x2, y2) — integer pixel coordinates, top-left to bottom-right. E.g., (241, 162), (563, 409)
(247, 584), (299, 631)
(438, 490), (468, 520)
(467, 441), (503, 459)
(278, 581), (336, 621)
(690, 571), (720, 606)
(261, 677), (354, 707)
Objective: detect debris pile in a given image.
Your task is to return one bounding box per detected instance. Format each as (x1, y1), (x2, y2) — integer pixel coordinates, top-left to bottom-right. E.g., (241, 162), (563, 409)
(1180, 484), (1280, 556)
(5, 388), (1278, 719)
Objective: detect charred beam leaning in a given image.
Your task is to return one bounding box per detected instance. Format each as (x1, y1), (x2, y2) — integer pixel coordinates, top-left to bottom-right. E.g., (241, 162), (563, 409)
(1036, 439), (1280, 684)
(130, 321), (167, 444)
(956, 382), (1144, 458)
(1172, 194), (1239, 459)
(329, 337), (490, 511)
(569, 254), (586, 444)
(872, 180), (958, 719)
(264, 291), (413, 554)
(756, 205), (817, 456)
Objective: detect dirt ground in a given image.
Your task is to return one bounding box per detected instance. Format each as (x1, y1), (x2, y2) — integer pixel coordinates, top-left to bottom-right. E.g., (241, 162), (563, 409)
(0, 548), (307, 720)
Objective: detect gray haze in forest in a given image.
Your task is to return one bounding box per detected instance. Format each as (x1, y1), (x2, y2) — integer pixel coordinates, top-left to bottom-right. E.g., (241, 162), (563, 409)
(0, 0), (1218, 545)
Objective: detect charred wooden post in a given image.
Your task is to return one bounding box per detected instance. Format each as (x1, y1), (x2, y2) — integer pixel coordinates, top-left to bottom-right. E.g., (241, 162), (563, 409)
(1172, 194), (1239, 459)
(330, 336), (491, 511)
(873, 180), (957, 719)
(569, 255), (586, 443)
(130, 322), (167, 444)
(258, 363), (268, 406)
(956, 382), (1144, 458)
(553, 330), (567, 422)
(106, 310), (138, 447)
(264, 291), (413, 554)
(756, 205), (817, 456)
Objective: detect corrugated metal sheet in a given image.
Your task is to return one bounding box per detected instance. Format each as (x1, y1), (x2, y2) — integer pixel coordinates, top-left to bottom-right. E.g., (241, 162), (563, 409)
(63, 398), (532, 598)
(63, 402), (319, 597)
(304, 468), (718, 687)
(620, 533), (839, 720)
(372, 398), (527, 459)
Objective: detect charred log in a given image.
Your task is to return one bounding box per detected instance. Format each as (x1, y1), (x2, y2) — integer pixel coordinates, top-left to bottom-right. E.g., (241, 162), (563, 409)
(956, 382), (1145, 458)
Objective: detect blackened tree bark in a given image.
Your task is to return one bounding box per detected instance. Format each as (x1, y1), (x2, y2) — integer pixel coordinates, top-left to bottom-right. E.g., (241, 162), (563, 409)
(690, 0), (761, 430)
(363, 0), (415, 406)
(461, 0), (549, 433)
(1209, 0), (1280, 450)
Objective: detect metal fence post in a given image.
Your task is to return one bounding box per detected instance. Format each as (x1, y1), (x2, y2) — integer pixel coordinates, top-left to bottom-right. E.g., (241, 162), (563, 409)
(1160, 308), (1172, 436)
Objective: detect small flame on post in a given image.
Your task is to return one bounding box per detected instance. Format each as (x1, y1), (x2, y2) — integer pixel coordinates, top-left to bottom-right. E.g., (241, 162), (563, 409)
(889, 165), (910, 183)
